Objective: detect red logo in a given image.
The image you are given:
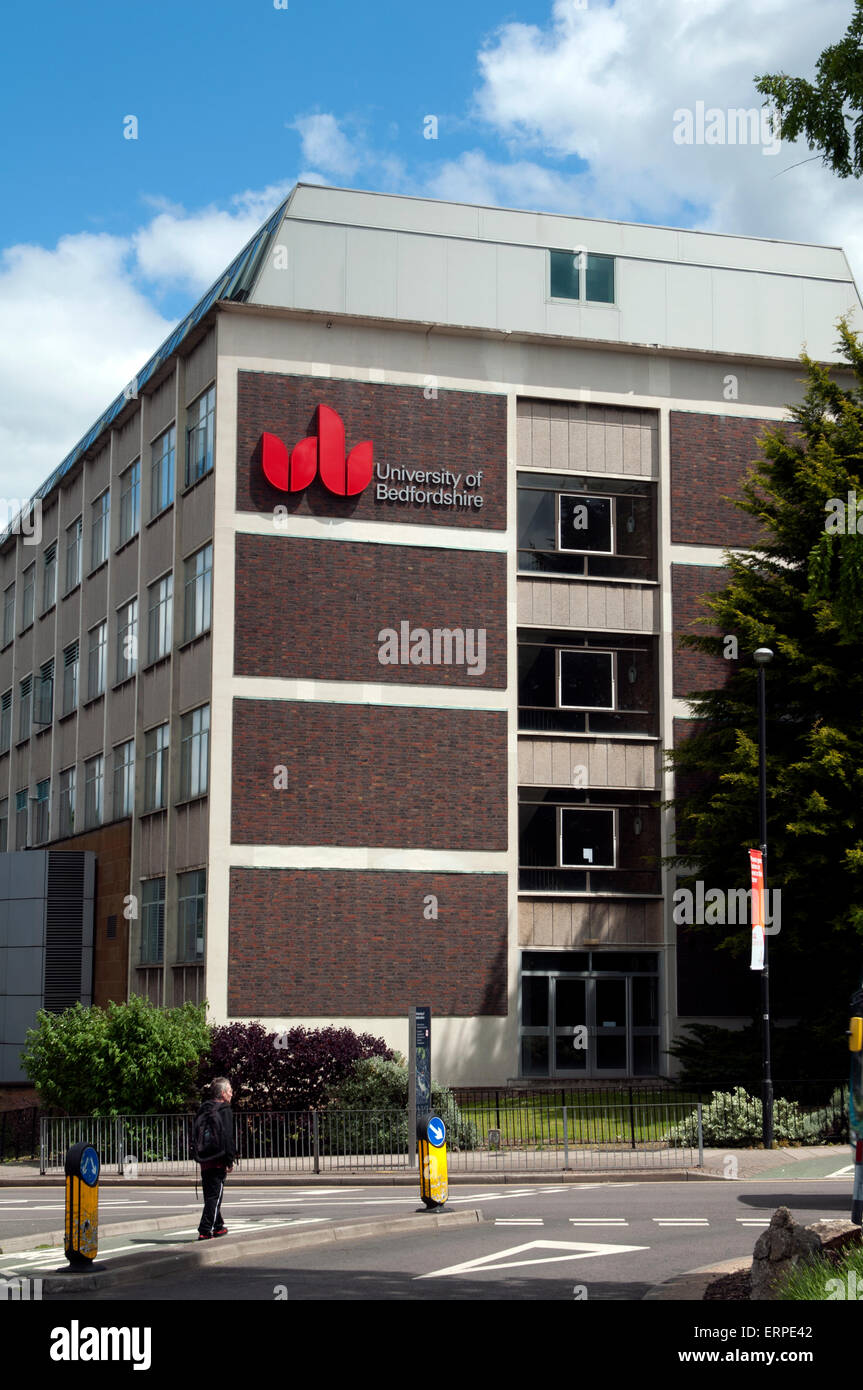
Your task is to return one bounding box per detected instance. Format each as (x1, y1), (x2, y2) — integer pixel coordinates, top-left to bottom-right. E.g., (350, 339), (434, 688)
(259, 405), (373, 497)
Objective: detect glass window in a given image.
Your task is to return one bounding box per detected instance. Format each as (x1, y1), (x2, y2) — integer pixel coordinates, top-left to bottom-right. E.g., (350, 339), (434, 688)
(87, 621), (107, 699)
(141, 879), (165, 964)
(550, 250), (615, 304)
(21, 565), (35, 629)
(113, 739), (135, 818)
(42, 543), (57, 612)
(559, 650), (614, 709)
(18, 675), (31, 742)
(151, 426), (175, 517)
(36, 659), (53, 726)
(90, 491), (110, 571)
(585, 253), (615, 304)
(65, 517), (82, 592)
(59, 767), (76, 836)
(116, 599), (138, 682)
(550, 249), (581, 300)
(184, 544), (212, 640)
(3, 583), (14, 645)
(0, 689), (11, 754)
(119, 460), (141, 544)
(559, 494), (613, 553)
(34, 779), (50, 845)
(560, 807), (616, 868)
(84, 754), (103, 828)
(177, 869), (206, 962)
(144, 723), (169, 811)
(63, 641), (79, 714)
(185, 386), (215, 487)
(180, 705), (209, 799)
(147, 574), (173, 662)
(15, 788), (28, 849)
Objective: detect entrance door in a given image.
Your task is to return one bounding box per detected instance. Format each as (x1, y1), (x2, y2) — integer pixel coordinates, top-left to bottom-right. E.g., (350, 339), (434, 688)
(553, 977), (588, 1074)
(594, 977), (628, 1074)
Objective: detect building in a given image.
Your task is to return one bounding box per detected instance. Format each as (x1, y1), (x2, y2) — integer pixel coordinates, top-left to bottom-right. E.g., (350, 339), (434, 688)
(0, 184), (860, 1085)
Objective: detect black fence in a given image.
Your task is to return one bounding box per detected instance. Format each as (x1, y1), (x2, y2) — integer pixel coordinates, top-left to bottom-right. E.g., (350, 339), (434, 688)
(0, 1106), (40, 1160)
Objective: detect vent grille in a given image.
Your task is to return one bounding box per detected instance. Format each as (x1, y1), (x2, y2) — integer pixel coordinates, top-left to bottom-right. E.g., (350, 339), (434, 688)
(44, 852), (86, 1012)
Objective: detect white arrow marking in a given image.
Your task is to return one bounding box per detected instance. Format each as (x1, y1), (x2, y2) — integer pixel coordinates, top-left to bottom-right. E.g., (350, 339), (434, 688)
(416, 1239), (648, 1278)
(826, 1165), (854, 1178)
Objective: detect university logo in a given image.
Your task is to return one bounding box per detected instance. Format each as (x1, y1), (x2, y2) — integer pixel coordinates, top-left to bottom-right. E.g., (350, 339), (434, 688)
(259, 405), (373, 497)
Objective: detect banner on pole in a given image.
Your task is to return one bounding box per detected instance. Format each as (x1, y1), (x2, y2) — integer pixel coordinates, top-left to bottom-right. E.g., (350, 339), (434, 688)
(749, 848), (765, 971)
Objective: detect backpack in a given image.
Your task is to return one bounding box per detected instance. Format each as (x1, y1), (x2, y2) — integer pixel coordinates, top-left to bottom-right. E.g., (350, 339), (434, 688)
(191, 1105), (225, 1164)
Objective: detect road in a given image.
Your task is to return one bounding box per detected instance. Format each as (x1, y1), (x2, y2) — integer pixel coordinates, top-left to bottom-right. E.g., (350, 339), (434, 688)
(5, 1178), (852, 1301)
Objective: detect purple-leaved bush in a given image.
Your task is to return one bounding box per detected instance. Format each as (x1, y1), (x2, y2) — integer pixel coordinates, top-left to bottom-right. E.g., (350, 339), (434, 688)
(198, 1023), (393, 1111)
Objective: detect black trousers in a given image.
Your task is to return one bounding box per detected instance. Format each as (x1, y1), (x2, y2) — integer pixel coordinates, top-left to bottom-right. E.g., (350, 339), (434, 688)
(198, 1167), (227, 1234)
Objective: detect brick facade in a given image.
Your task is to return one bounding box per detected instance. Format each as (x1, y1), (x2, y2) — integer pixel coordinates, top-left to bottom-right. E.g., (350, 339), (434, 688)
(236, 372), (507, 530)
(228, 867), (508, 1016)
(231, 699), (508, 850)
(671, 563), (732, 698)
(670, 411), (775, 546)
(234, 534), (506, 687)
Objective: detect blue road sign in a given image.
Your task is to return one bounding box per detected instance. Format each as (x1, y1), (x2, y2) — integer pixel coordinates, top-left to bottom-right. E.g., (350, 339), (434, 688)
(80, 1146), (100, 1186)
(427, 1117), (446, 1148)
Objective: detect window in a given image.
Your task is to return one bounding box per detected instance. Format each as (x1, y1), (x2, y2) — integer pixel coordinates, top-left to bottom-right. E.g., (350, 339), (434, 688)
(116, 599), (138, 682)
(18, 675), (31, 742)
(180, 705), (209, 799)
(65, 517), (82, 592)
(42, 543), (57, 612)
(177, 869), (206, 962)
(113, 739), (135, 818)
(0, 798), (7, 852)
(36, 659), (54, 726)
(144, 723), (169, 811)
(2, 583), (14, 645)
(87, 621), (107, 700)
(560, 807), (616, 868)
(15, 789), (28, 849)
(141, 879), (165, 964)
(21, 564), (35, 629)
(151, 425), (175, 516)
(59, 767), (76, 836)
(147, 574), (173, 662)
(62, 641), (79, 714)
(559, 494), (613, 553)
(186, 386), (215, 486)
(90, 491), (110, 571)
(559, 650), (614, 710)
(119, 460), (141, 544)
(550, 249), (615, 304)
(34, 779), (50, 845)
(184, 544), (212, 640)
(0, 689), (11, 754)
(84, 754), (103, 828)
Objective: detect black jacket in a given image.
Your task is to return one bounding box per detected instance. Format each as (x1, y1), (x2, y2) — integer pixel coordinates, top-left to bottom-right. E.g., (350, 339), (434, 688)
(195, 1098), (236, 1169)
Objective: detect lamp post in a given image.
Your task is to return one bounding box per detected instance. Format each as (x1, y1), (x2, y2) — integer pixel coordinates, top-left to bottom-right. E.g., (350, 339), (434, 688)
(754, 647), (774, 1149)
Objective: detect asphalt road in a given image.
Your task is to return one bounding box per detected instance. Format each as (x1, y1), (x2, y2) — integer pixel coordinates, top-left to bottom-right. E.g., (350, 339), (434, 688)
(20, 1179), (854, 1301)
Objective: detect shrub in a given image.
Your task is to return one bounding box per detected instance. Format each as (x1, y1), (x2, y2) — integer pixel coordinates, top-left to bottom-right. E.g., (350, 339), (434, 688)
(329, 1055), (478, 1151)
(200, 1023), (393, 1111)
(665, 1085), (848, 1147)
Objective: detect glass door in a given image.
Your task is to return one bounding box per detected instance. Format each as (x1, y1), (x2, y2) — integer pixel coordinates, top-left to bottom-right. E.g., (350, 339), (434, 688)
(553, 977), (588, 1074)
(594, 977), (628, 1074)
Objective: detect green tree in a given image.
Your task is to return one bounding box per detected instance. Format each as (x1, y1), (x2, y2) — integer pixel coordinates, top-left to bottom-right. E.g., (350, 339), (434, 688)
(755, 2), (863, 178)
(667, 322), (863, 1037)
(22, 997), (211, 1115)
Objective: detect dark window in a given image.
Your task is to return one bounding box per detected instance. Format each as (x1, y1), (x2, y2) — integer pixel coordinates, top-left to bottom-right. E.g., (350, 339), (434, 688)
(559, 649), (613, 709)
(560, 807), (615, 868)
(559, 494), (612, 552)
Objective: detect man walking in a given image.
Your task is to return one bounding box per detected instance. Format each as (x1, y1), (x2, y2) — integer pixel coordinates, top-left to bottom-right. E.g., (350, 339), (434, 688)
(194, 1077), (236, 1239)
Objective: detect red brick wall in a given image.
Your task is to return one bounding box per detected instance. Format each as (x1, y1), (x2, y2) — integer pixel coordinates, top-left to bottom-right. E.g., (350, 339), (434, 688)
(234, 534), (506, 687)
(231, 700), (507, 850)
(52, 820), (132, 1007)
(671, 563), (732, 698)
(228, 868), (508, 1016)
(236, 372), (506, 531)
(670, 411), (775, 546)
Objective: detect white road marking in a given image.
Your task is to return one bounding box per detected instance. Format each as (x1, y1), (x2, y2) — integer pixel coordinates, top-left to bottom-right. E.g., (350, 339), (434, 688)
(653, 1218), (709, 1227)
(494, 1219), (544, 1226)
(417, 1239), (649, 1278)
(569, 1217), (628, 1225)
(826, 1165), (854, 1178)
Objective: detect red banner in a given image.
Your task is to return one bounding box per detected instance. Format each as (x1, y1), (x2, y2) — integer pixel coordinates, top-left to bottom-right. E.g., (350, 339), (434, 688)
(749, 848), (764, 970)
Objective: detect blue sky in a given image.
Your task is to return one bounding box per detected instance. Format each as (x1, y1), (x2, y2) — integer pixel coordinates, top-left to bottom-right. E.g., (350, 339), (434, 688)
(1, 0), (861, 496)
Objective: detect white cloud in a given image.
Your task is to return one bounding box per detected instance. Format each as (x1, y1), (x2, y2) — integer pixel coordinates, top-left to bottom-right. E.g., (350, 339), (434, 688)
(290, 114), (361, 178)
(134, 182), (294, 290)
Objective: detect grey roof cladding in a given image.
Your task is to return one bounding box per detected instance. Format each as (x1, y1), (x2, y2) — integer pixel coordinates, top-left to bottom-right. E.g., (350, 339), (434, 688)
(1, 192), (293, 547)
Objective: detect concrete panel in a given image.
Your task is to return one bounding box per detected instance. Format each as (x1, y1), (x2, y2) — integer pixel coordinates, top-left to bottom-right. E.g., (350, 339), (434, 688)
(497, 243), (545, 334)
(140, 661), (171, 729)
(143, 512), (173, 584)
(0, 1044), (26, 1083)
(0, 898), (7, 948)
(115, 409), (141, 470)
(396, 234), (448, 323)
(180, 477), (214, 556)
(107, 681), (135, 748)
(77, 700), (105, 761)
(113, 541), (139, 602)
(147, 371), (176, 441)
(184, 330), (216, 406)
(6, 994), (42, 1040)
(7, 946), (43, 993)
(667, 263), (713, 349)
(8, 851), (47, 900)
(346, 227), (398, 319)
(7, 897), (44, 946)
(445, 239), (496, 330)
(178, 640), (211, 713)
(290, 222), (348, 315)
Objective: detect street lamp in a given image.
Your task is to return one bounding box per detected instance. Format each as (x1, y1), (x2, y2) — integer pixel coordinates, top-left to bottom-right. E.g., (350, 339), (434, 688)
(754, 647), (774, 1148)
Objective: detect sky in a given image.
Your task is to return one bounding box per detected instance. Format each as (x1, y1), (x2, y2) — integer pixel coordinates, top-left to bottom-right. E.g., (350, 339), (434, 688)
(1, 0), (861, 500)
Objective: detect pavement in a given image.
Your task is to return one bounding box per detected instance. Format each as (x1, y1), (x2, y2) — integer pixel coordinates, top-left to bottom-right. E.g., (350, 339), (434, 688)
(0, 1143), (853, 1300)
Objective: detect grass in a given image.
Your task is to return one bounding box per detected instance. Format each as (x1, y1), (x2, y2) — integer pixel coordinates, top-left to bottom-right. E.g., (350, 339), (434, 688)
(456, 1091), (700, 1147)
(774, 1244), (863, 1300)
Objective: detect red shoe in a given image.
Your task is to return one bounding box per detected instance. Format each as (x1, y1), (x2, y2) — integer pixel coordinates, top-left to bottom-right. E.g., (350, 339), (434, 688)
(213, 1227), (228, 1237)
(198, 1232), (213, 1240)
